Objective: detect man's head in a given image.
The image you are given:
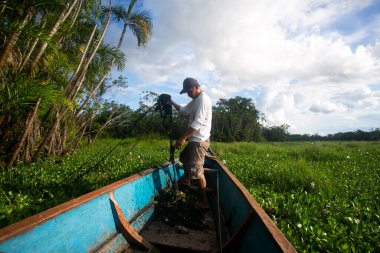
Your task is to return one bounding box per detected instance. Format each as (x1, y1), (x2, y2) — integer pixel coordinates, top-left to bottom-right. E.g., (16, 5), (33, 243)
(180, 77), (201, 98)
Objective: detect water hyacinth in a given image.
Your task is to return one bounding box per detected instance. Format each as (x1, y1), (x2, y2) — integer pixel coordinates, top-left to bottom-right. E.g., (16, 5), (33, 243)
(211, 141), (380, 252)
(1, 140), (379, 253)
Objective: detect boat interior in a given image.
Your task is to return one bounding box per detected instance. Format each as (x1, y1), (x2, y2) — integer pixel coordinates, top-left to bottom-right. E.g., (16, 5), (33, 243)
(109, 166), (226, 253)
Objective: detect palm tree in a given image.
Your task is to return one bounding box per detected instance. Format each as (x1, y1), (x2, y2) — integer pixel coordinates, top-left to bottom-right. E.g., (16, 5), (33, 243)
(1, 0), (153, 167)
(0, 3), (33, 70)
(31, 0), (113, 161)
(29, 0), (78, 74)
(0, 0), (64, 71)
(0, 73), (65, 168)
(110, 1), (153, 49)
(6, 97), (41, 169)
(72, 1), (152, 120)
(73, 43), (125, 119)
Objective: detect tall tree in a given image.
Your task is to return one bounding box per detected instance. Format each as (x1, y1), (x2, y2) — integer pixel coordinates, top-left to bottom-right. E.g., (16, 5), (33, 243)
(212, 96), (263, 142)
(263, 124), (289, 142)
(73, 0), (153, 121)
(81, 0), (153, 140)
(0, 0), (131, 168)
(0, 0), (157, 168)
(110, 1), (153, 49)
(29, 0), (78, 74)
(31, 0), (114, 161)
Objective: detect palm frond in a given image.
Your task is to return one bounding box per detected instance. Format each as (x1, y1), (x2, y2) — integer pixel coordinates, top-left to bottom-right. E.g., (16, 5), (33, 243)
(128, 10), (152, 47)
(95, 43), (126, 71)
(42, 48), (73, 85)
(111, 49), (126, 71)
(109, 5), (128, 22)
(18, 22), (50, 43)
(0, 74), (66, 117)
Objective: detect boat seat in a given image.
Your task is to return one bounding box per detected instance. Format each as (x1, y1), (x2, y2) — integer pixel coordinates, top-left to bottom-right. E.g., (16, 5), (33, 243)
(204, 168), (219, 174)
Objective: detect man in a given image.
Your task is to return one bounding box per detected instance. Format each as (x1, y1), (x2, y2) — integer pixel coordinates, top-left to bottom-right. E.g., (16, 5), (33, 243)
(170, 77), (212, 209)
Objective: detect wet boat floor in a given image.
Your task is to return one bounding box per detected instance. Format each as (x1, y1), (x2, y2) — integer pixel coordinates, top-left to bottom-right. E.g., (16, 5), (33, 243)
(140, 186), (218, 252)
(141, 210), (217, 252)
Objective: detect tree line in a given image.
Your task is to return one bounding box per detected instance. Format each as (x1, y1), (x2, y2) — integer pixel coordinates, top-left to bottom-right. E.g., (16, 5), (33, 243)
(0, 0), (153, 169)
(90, 95), (291, 142)
(288, 130), (380, 142)
(91, 95), (380, 143)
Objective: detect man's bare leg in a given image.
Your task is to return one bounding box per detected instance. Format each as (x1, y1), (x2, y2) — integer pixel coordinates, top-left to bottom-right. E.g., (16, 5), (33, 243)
(197, 174), (209, 208)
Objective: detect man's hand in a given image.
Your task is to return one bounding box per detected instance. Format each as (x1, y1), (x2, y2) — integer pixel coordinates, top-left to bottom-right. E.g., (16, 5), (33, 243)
(175, 128), (197, 149)
(170, 99), (180, 111)
(175, 137), (186, 149)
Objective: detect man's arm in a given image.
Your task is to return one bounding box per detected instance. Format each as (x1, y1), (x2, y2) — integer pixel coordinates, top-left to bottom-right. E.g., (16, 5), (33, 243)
(170, 99), (181, 111)
(175, 127), (197, 149)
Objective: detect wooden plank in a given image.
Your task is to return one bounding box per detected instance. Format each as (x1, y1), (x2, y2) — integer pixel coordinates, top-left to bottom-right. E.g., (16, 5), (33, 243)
(109, 194), (160, 253)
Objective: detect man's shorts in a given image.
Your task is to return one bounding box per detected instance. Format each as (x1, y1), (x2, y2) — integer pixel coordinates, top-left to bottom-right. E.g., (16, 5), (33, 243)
(179, 140), (210, 180)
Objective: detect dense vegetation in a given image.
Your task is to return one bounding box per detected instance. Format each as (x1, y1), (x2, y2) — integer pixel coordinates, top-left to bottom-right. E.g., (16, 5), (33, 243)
(90, 95), (380, 143)
(213, 141), (380, 252)
(88, 95), (267, 142)
(0, 0), (152, 169)
(1, 139), (379, 252)
(0, 138), (169, 227)
(288, 129), (380, 142)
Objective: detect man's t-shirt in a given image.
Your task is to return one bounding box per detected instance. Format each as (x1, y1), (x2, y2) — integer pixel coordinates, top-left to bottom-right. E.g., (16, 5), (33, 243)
(179, 92), (212, 142)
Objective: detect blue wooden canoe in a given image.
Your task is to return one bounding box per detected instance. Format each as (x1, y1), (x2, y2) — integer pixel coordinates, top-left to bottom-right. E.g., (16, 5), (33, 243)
(0, 154), (296, 253)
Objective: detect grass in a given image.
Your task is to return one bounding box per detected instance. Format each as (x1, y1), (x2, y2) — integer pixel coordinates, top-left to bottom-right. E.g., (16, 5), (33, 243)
(0, 138), (169, 227)
(1, 140), (379, 252)
(212, 141), (380, 252)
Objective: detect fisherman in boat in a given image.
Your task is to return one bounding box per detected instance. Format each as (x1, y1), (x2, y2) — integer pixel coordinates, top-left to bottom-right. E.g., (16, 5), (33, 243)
(169, 77), (212, 209)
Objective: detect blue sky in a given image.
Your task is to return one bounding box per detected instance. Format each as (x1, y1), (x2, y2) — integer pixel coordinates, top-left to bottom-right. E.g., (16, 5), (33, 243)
(103, 0), (380, 135)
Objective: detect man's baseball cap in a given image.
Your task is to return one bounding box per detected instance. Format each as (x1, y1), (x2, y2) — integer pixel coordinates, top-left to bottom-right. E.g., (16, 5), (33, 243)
(180, 77), (199, 94)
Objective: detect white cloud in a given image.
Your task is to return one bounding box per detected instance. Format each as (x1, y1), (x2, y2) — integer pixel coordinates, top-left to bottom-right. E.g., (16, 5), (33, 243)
(368, 41), (380, 57)
(309, 101), (348, 113)
(105, 0), (380, 134)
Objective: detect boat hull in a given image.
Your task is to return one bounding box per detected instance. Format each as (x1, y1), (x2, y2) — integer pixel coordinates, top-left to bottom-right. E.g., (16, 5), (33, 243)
(0, 156), (296, 253)
(204, 156), (296, 253)
(0, 165), (182, 252)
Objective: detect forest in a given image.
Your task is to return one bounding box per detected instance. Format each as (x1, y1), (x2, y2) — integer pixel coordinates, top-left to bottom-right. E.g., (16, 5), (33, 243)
(0, 0), (152, 169)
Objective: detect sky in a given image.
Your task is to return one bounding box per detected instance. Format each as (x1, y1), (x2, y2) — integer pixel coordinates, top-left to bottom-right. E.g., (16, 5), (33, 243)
(103, 0), (380, 135)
